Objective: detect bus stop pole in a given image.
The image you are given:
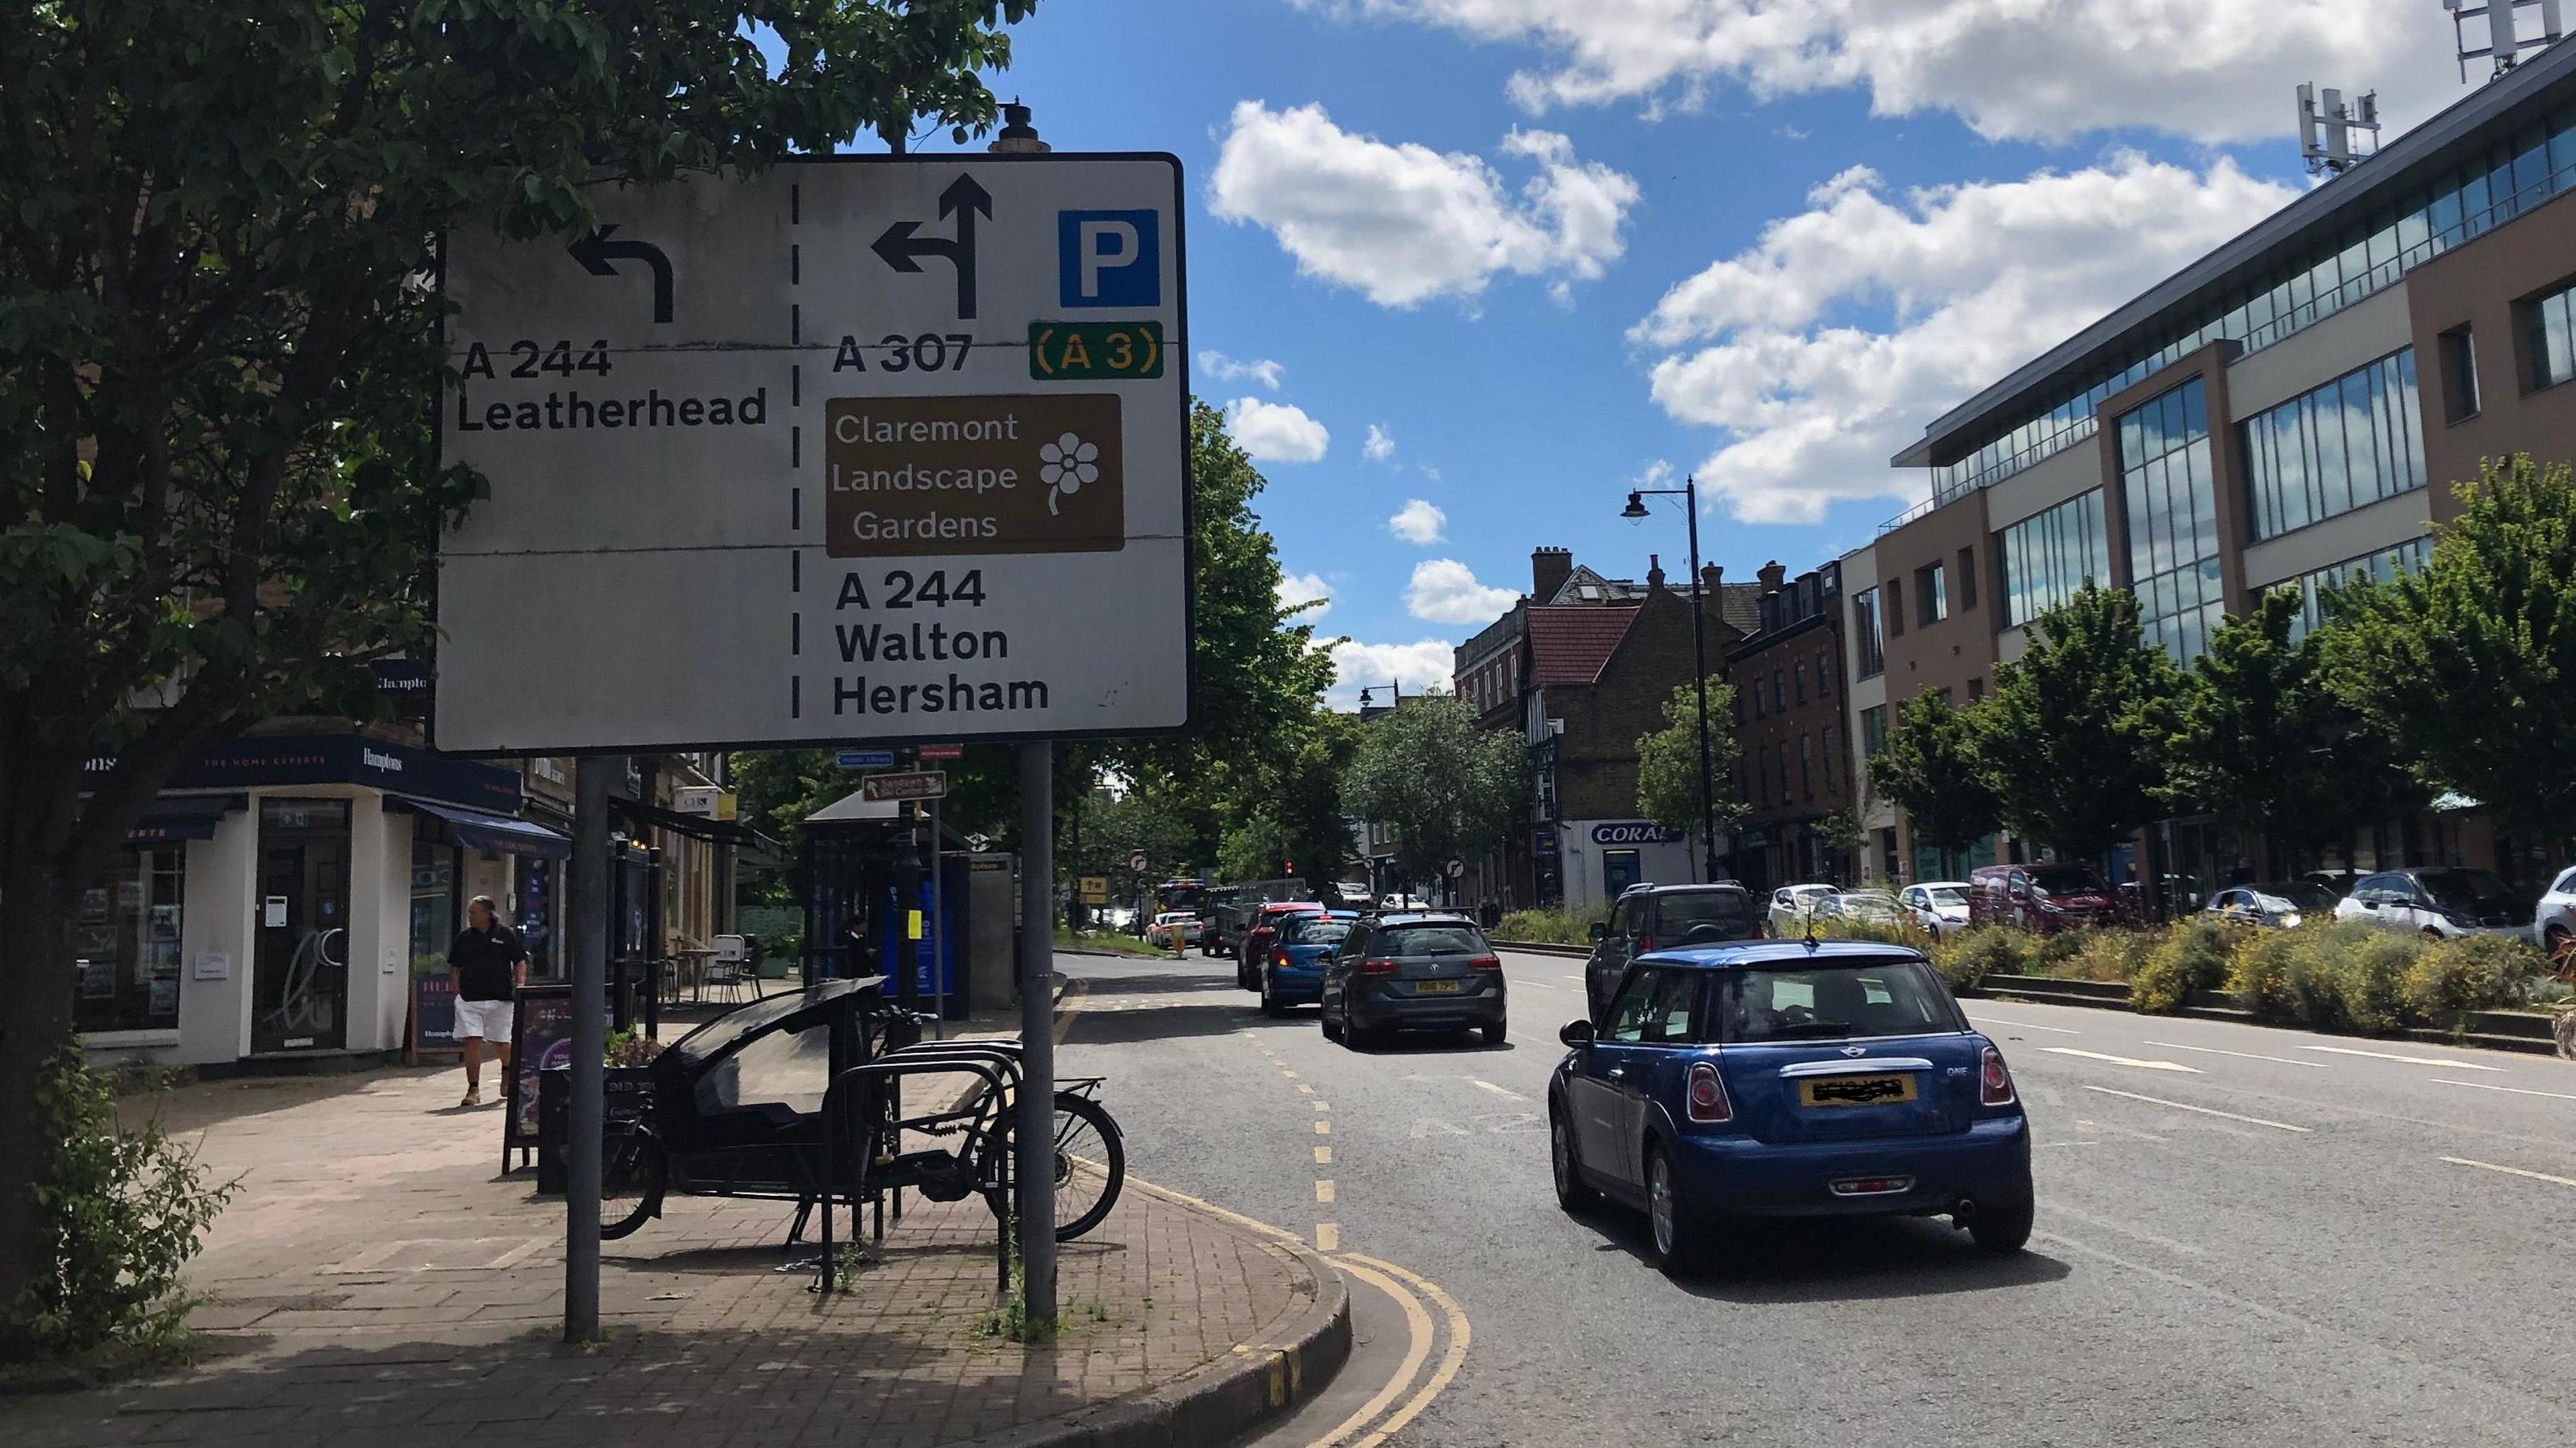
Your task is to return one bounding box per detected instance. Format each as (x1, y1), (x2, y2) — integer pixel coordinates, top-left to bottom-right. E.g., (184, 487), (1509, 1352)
(566, 757), (613, 1341)
(1016, 742), (1057, 1325)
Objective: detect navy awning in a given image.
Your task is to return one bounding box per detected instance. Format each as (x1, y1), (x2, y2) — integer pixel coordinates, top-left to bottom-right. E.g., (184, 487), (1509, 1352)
(400, 799), (572, 860)
(124, 795), (242, 845)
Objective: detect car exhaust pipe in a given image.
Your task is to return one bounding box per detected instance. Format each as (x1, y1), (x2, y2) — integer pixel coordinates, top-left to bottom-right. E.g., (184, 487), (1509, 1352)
(1950, 1197), (1976, 1225)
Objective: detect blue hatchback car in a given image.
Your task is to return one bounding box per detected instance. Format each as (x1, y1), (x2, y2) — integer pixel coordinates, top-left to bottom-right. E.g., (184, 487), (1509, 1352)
(1258, 910), (1359, 1015)
(1549, 940), (2032, 1274)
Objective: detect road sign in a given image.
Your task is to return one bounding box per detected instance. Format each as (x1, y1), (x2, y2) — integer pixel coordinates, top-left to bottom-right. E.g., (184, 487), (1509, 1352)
(916, 742), (964, 761)
(1128, 851), (1148, 873)
(1078, 876), (1109, 905)
(835, 748), (896, 769)
(859, 770), (948, 802)
(434, 155), (1191, 755)
(1445, 858), (1466, 880)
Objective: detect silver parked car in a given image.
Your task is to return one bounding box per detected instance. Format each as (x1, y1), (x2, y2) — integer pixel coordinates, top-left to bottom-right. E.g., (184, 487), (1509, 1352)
(2202, 882), (2338, 930)
(1764, 883), (1837, 938)
(2537, 865), (2576, 962)
(1898, 881), (1972, 939)
(2332, 867), (2534, 942)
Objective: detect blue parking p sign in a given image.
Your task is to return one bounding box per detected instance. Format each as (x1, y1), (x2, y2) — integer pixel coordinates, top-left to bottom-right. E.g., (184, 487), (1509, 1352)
(1059, 209), (1160, 308)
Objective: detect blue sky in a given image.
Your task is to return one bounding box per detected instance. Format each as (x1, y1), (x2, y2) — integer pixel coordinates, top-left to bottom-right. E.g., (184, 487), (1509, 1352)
(854, 0), (2480, 703)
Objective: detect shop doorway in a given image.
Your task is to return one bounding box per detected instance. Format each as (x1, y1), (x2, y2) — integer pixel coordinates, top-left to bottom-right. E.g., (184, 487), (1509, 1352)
(254, 798), (352, 1052)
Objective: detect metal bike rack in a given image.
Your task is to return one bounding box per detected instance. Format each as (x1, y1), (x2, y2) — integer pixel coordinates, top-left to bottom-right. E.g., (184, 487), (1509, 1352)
(817, 1050), (1022, 1296)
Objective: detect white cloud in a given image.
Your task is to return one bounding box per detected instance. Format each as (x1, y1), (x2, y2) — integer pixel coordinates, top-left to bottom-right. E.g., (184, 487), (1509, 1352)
(1277, 571), (1336, 620)
(1387, 498), (1448, 545)
(1199, 350), (1286, 390)
(1311, 1), (2461, 143)
(1364, 424), (1397, 463)
(1405, 558), (1520, 623)
(1634, 153), (2300, 524)
(1329, 638), (1460, 709)
(1224, 396), (1332, 463)
(1210, 100), (1640, 308)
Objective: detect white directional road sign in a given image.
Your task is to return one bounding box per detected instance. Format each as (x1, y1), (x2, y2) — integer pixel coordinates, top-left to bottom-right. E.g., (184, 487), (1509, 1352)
(435, 155), (1189, 754)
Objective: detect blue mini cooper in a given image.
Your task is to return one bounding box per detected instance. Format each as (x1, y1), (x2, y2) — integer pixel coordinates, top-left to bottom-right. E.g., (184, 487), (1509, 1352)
(1549, 940), (2033, 1274)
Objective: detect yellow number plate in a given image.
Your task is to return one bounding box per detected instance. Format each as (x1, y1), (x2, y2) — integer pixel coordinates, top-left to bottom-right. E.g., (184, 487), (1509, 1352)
(1415, 979), (1463, 995)
(1799, 1074), (1917, 1107)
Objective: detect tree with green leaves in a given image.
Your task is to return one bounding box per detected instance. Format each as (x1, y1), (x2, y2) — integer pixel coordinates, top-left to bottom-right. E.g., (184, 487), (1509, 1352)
(0, 0), (1036, 1350)
(1633, 676), (1746, 849)
(1867, 691), (2000, 869)
(2322, 455), (2576, 872)
(2165, 587), (2358, 873)
(1978, 586), (2183, 863)
(1343, 696), (1530, 891)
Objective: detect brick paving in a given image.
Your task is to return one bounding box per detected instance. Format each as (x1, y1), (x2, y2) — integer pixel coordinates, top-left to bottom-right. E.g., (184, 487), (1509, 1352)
(3, 1056), (1318, 1447)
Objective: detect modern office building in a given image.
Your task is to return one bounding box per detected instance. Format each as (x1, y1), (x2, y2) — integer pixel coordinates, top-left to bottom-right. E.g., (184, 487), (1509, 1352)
(1862, 40), (2576, 889)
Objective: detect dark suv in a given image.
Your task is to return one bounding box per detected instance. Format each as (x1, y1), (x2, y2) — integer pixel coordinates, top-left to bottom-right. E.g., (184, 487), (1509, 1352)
(1585, 884), (1760, 1018)
(1320, 913), (1507, 1048)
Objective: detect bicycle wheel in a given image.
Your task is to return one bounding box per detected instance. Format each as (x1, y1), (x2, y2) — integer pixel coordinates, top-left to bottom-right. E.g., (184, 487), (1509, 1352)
(600, 1125), (666, 1241)
(980, 1093), (1127, 1242)
(1049, 1093), (1125, 1241)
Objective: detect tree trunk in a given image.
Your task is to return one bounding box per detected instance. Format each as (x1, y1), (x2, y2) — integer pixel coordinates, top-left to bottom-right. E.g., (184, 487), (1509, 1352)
(0, 847), (77, 1360)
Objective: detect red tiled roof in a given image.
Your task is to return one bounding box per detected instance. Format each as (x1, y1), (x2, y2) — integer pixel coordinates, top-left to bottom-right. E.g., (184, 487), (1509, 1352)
(1525, 604), (1640, 685)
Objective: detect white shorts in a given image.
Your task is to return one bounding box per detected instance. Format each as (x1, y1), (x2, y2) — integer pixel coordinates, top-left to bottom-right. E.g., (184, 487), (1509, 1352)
(454, 997), (514, 1043)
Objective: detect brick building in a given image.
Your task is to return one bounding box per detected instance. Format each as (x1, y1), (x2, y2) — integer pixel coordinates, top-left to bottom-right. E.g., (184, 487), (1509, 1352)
(1723, 560), (1853, 894)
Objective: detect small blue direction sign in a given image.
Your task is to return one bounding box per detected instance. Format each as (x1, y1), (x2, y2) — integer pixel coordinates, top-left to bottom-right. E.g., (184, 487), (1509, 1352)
(836, 748), (896, 769)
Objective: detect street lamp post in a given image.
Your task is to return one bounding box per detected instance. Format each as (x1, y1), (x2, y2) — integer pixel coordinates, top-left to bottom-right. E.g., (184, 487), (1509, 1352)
(1623, 478), (1723, 883)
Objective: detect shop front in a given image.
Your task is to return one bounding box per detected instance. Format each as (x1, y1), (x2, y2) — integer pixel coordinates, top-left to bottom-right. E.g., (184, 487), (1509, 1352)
(80, 732), (565, 1069)
(1555, 820), (1695, 911)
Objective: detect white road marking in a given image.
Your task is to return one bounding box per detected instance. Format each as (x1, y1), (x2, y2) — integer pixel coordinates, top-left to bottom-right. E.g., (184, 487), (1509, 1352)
(2299, 1044), (2505, 1071)
(2040, 1140), (2104, 1148)
(1968, 1014), (2084, 1036)
(1470, 1079), (1523, 1100)
(1316, 1180), (1336, 1203)
(1314, 1100), (1330, 1111)
(2432, 1078), (2576, 1102)
(2082, 1084), (2312, 1132)
(2043, 1047), (2202, 1073)
(1316, 1222), (1340, 1251)
(1317, 1120), (1331, 1135)
(2441, 1156), (2576, 1189)
(2141, 1040), (2329, 1068)
(1316, 1146), (1333, 1164)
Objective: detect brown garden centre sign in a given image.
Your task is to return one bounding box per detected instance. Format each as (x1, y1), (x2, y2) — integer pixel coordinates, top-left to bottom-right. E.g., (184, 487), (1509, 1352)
(433, 155), (1191, 753)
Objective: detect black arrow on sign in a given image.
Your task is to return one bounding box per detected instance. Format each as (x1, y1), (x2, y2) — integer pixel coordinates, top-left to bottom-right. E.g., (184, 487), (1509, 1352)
(871, 173), (993, 319)
(567, 224), (674, 324)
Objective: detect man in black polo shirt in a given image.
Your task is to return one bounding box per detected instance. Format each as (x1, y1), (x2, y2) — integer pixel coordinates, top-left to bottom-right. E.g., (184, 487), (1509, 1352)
(449, 895), (529, 1108)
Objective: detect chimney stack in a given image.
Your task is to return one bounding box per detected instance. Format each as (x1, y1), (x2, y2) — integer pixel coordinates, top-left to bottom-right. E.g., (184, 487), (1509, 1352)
(1532, 547), (1573, 602)
(1700, 562), (1724, 596)
(1645, 553), (1666, 592)
(1758, 559), (1788, 594)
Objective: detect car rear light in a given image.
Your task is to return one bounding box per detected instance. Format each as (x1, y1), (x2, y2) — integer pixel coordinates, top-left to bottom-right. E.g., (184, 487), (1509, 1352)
(1686, 1062), (1733, 1123)
(1360, 958), (1398, 976)
(1273, 948), (1289, 966)
(1637, 934), (1654, 952)
(1468, 954), (1501, 970)
(1980, 1046), (2016, 1106)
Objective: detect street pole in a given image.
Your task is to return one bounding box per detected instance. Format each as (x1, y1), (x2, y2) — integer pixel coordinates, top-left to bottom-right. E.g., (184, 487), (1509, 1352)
(929, 794), (945, 1040)
(1016, 742), (1057, 1326)
(1684, 477), (1719, 885)
(565, 757), (612, 1343)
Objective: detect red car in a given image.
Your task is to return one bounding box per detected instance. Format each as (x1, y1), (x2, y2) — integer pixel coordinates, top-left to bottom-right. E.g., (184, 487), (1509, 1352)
(1965, 864), (2122, 934)
(1237, 901), (1327, 990)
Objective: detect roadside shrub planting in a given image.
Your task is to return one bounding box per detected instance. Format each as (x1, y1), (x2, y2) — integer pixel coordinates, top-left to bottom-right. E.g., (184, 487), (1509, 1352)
(1932, 926), (2031, 992)
(2130, 919), (2238, 1013)
(2400, 934), (2551, 1020)
(1492, 907), (1603, 946)
(2323, 928), (2421, 1034)
(2224, 924), (2303, 1019)
(2065, 929), (2153, 985)
(2023, 927), (2098, 978)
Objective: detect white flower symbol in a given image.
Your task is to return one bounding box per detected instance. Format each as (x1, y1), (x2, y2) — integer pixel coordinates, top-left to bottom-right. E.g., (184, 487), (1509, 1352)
(1039, 432), (1099, 514)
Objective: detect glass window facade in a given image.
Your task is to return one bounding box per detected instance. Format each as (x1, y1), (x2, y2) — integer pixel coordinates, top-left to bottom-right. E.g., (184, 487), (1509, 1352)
(2000, 488), (2110, 627)
(1917, 563), (1947, 624)
(1851, 589), (1884, 677)
(2241, 349), (2424, 541)
(1921, 101), (2576, 509)
(1860, 704), (1889, 761)
(2117, 378), (2224, 663)
(74, 848), (186, 1034)
(2528, 278), (2576, 390)
(2290, 537), (2433, 641)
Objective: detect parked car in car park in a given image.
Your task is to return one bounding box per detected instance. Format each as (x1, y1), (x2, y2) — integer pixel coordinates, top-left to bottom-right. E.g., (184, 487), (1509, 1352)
(1550, 939), (2033, 1275)
(1320, 913), (1507, 1047)
(1966, 865), (2122, 933)
(2540, 865), (2576, 964)
(2332, 867), (2535, 941)
(1335, 881), (1374, 905)
(2202, 882), (2339, 930)
(1146, 912), (1203, 948)
(1585, 883), (1760, 1017)
(1764, 884), (1837, 938)
(1236, 900), (1328, 989)
(1898, 882), (1971, 939)
(1259, 910), (1358, 1015)
(1821, 890), (1906, 928)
